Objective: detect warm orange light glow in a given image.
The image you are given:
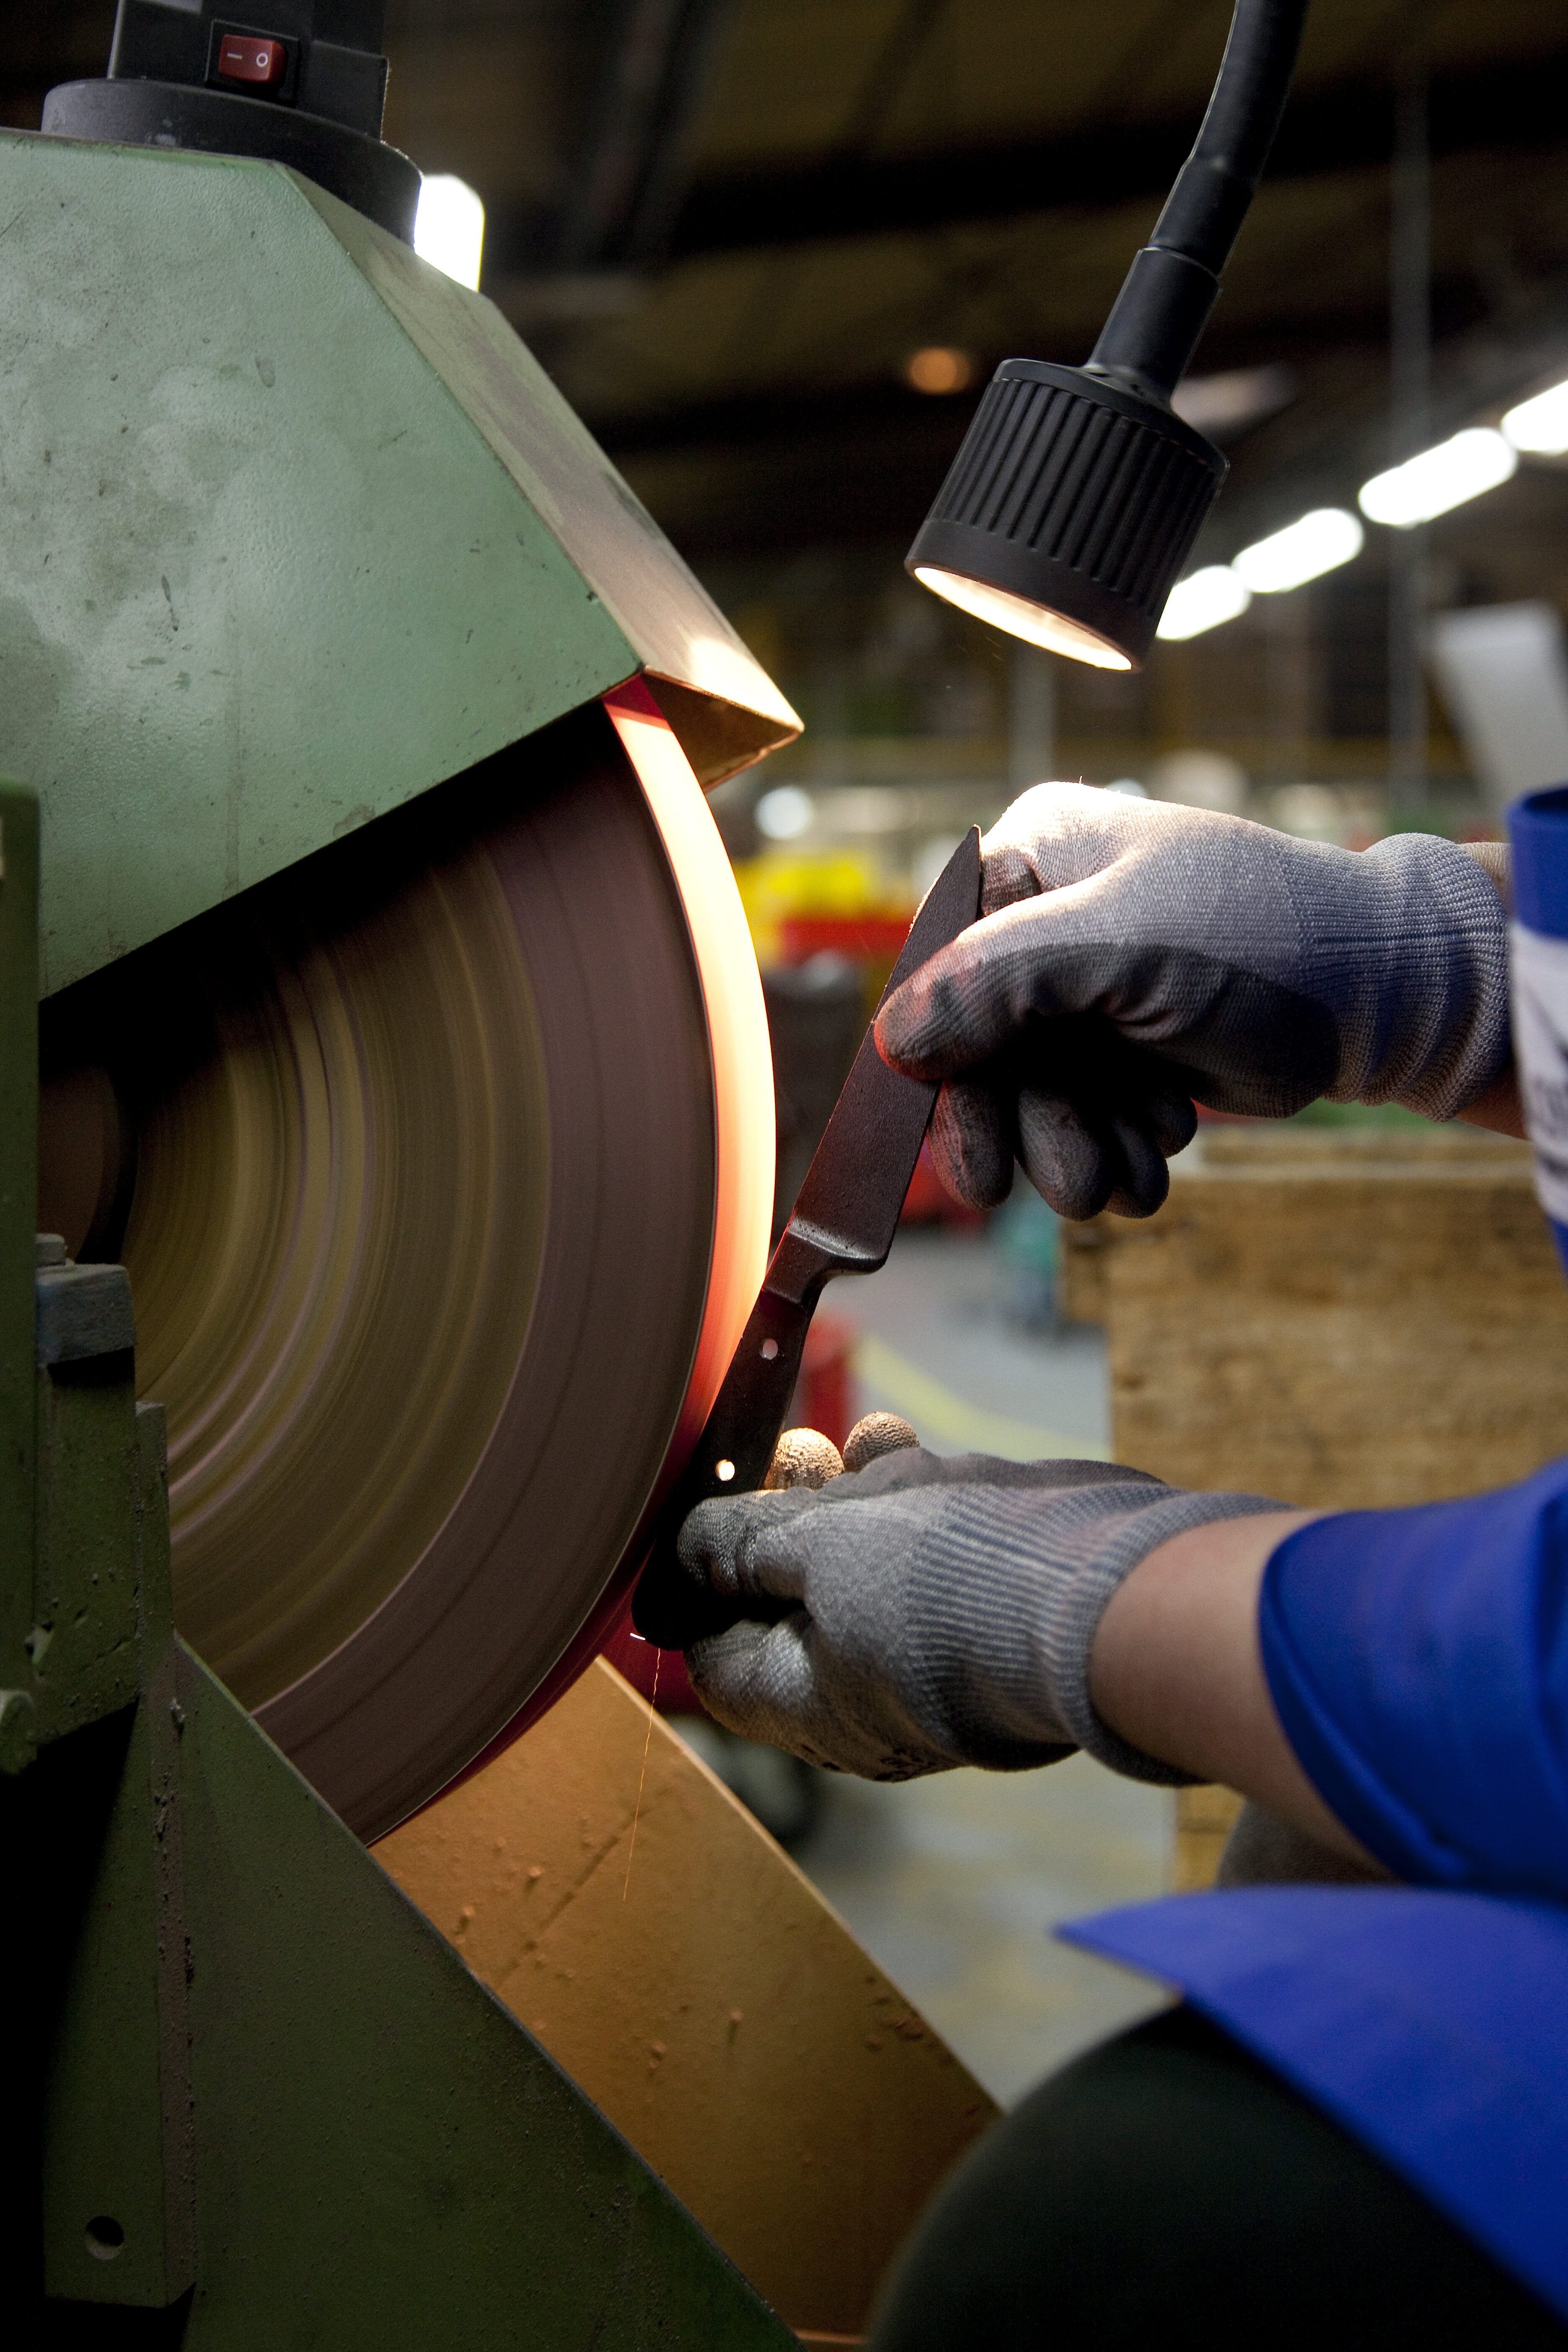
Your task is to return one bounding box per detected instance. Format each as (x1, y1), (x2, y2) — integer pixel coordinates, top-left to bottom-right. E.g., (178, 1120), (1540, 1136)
(604, 680), (775, 1470)
(912, 565), (1133, 669)
(906, 346), (976, 395)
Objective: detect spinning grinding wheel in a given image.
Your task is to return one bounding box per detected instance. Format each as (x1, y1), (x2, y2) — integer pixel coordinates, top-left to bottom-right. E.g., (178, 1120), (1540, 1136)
(2, 123), (789, 1841)
(39, 686), (774, 1839)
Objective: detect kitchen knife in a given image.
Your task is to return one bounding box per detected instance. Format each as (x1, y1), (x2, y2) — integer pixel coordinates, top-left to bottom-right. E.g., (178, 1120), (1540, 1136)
(633, 824), (982, 1648)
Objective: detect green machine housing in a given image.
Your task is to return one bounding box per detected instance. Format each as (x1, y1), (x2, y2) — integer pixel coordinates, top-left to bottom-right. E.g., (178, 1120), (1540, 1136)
(0, 124), (797, 1001)
(2, 105), (802, 2352)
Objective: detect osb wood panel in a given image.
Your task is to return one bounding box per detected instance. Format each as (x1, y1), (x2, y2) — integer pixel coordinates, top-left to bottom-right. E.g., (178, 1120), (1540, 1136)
(1173, 1786), (1247, 1892)
(374, 1659), (995, 2341)
(1089, 1129), (1568, 1508)
(1059, 1220), (1109, 1326)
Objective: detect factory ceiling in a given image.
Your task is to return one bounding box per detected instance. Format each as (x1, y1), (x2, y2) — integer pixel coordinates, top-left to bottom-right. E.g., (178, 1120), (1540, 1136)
(6, 2), (1568, 560)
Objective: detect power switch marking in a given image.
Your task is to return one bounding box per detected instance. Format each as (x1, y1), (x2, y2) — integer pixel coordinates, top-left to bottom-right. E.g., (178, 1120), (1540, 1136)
(217, 35), (288, 86)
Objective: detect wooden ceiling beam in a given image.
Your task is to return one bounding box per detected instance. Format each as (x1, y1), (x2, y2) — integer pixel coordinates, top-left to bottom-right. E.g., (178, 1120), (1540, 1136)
(660, 50), (1568, 262)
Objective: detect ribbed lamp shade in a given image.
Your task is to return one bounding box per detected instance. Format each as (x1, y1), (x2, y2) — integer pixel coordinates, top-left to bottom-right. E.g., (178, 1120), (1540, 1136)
(907, 361), (1227, 671)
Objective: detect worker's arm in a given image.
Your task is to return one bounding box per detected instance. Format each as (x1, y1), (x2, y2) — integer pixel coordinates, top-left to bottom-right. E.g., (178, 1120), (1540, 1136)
(681, 1447), (1568, 1900)
(1455, 1066), (1527, 1139)
(872, 786), (1514, 1217)
(1087, 1511), (1377, 1868)
(678, 1449), (1288, 1784)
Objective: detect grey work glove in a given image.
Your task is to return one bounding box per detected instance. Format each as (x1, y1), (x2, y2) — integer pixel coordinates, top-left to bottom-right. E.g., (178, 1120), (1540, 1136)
(678, 1446), (1281, 1783)
(874, 784), (1511, 1220)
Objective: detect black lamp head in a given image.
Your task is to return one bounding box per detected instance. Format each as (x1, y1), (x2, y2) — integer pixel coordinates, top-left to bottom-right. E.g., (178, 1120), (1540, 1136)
(908, 0), (1310, 670)
(907, 359), (1227, 672)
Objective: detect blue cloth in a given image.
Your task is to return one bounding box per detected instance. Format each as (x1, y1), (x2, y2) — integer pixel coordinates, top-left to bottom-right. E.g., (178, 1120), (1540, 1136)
(1063, 802), (1568, 2313)
(1061, 1887), (1568, 2323)
(1063, 1463), (1568, 2316)
(1511, 784), (1568, 939)
(1259, 1471), (1568, 1895)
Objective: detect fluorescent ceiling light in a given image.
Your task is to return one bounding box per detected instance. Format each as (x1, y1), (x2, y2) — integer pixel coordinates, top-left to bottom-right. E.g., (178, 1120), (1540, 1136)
(414, 175), (486, 290)
(1171, 364), (1297, 440)
(1156, 566), (1251, 642)
(1359, 428), (1517, 529)
(911, 567), (1132, 669)
(1503, 379), (1568, 456)
(1233, 507), (1364, 594)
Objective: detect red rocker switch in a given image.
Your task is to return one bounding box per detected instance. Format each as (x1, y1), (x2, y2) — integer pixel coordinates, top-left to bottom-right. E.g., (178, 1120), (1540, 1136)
(216, 34), (289, 86)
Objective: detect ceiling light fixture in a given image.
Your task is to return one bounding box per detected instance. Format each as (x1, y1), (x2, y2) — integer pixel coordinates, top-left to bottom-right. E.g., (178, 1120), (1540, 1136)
(1503, 379), (1568, 456)
(906, 0), (1311, 672)
(414, 174), (486, 290)
(755, 786), (815, 842)
(1358, 428), (1517, 530)
(1232, 506), (1364, 593)
(1156, 566), (1252, 642)
(906, 347), (977, 395)
(1171, 363), (1297, 439)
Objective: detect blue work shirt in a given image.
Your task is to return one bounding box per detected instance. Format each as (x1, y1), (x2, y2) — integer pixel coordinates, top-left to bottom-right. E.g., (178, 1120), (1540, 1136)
(1063, 1462), (1568, 2321)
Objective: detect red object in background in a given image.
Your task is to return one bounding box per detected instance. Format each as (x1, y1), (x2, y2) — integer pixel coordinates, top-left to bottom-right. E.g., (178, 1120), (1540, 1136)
(217, 33), (289, 84)
(779, 913), (912, 964)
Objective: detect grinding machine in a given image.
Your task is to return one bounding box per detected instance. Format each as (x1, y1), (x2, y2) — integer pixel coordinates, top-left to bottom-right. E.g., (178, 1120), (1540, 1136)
(8, 1), (1327, 2334)
(1, 5), (841, 2338)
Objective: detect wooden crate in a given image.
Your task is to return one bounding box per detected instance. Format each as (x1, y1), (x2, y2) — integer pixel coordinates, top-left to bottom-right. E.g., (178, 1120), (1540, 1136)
(1172, 1785), (1248, 1890)
(1063, 1124), (1568, 1887)
(1063, 1124), (1568, 1509)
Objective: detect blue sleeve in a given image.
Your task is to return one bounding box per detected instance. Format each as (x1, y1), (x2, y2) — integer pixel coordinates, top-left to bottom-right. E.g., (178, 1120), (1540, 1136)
(1259, 1459), (1568, 1896)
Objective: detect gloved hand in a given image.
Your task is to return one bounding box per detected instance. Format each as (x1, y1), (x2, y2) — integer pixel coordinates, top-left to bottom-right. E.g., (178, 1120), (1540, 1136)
(679, 1445), (1281, 1782)
(875, 784), (1511, 1219)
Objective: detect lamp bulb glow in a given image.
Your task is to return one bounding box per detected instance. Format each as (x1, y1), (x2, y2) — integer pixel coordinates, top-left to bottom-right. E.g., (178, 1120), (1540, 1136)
(911, 567), (1132, 670)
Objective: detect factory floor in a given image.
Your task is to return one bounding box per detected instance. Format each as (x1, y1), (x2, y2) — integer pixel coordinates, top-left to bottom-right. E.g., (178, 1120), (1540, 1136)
(676, 1220), (1173, 2110)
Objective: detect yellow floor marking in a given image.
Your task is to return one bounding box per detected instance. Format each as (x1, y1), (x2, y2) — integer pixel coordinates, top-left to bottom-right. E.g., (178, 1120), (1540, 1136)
(852, 1334), (1110, 1463)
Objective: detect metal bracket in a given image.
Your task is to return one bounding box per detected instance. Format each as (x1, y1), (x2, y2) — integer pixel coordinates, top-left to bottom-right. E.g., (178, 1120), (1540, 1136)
(30, 1371), (196, 2310)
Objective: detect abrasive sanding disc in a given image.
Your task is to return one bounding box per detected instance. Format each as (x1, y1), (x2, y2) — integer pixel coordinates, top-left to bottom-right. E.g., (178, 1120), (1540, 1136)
(40, 689), (772, 1839)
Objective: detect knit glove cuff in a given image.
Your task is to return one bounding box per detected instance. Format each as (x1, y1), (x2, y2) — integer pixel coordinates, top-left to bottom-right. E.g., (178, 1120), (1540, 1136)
(1026, 1486), (1286, 1785)
(1343, 832), (1512, 1122)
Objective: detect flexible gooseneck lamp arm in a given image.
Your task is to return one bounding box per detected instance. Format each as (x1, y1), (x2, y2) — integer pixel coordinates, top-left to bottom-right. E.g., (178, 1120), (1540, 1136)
(907, 0), (1313, 671)
(1091, 0), (1313, 402)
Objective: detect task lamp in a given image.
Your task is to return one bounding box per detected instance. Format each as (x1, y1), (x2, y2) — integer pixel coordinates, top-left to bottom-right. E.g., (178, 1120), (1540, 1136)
(907, 0), (1312, 671)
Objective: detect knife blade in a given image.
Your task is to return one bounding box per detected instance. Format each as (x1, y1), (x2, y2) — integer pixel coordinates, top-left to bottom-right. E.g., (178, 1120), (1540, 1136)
(633, 823), (983, 1648)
